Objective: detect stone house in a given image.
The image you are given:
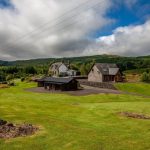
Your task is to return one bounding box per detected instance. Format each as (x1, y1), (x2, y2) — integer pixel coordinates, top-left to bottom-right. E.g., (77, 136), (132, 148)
(49, 62), (68, 77)
(49, 62), (78, 77)
(88, 63), (122, 82)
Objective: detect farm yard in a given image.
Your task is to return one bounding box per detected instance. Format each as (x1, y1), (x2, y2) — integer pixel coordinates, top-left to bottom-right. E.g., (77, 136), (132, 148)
(0, 81), (150, 150)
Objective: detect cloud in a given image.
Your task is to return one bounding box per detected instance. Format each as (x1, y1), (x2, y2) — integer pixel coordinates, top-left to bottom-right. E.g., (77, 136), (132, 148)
(95, 20), (150, 56)
(0, 0), (150, 61)
(0, 0), (112, 60)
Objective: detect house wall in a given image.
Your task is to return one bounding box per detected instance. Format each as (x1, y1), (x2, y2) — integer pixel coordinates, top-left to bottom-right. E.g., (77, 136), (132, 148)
(115, 71), (123, 82)
(103, 75), (115, 82)
(67, 70), (77, 76)
(59, 64), (68, 73)
(43, 80), (78, 91)
(88, 65), (103, 82)
(37, 81), (44, 87)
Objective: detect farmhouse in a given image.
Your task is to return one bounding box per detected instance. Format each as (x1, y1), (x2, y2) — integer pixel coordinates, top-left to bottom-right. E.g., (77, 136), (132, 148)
(49, 62), (78, 77)
(49, 62), (68, 77)
(88, 63), (122, 82)
(37, 77), (78, 91)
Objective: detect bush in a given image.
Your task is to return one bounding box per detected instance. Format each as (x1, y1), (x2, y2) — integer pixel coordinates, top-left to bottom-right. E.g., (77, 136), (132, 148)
(8, 81), (15, 86)
(21, 77), (25, 82)
(141, 72), (150, 83)
(25, 77), (32, 82)
(6, 74), (14, 81)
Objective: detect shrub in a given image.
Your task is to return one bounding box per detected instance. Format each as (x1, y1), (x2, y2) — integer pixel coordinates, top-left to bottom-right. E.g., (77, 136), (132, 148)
(8, 81), (15, 86)
(141, 72), (150, 83)
(21, 77), (25, 82)
(6, 74), (14, 81)
(25, 77), (32, 82)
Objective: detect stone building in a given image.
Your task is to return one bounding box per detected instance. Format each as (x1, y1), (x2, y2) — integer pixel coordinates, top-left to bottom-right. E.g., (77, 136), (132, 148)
(88, 63), (122, 82)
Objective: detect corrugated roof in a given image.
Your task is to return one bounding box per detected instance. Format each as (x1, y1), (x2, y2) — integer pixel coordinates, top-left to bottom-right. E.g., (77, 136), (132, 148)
(95, 63), (119, 75)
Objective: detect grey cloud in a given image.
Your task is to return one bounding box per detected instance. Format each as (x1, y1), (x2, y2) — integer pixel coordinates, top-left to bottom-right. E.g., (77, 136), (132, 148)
(0, 0), (112, 60)
(0, 0), (149, 61)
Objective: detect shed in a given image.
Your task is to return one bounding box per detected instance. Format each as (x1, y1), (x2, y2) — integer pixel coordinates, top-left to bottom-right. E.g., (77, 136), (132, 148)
(37, 77), (78, 91)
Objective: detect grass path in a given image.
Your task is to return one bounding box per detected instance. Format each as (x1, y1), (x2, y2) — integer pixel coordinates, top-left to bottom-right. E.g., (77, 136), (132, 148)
(0, 81), (150, 150)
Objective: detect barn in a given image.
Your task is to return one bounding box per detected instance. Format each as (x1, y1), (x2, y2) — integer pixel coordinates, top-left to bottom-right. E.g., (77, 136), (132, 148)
(37, 77), (78, 91)
(88, 63), (123, 82)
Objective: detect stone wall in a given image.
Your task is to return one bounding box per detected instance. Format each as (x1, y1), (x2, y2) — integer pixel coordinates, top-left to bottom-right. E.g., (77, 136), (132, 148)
(78, 80), (117, 90)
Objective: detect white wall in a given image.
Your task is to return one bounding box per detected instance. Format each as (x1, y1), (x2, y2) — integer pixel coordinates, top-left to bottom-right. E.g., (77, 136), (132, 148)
(59, 64), (68, 73)
(88, 65), (103, 82)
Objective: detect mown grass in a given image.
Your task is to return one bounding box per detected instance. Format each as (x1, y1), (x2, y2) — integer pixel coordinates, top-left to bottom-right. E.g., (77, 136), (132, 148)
(115, 82), (150, 96)
(0, 81), (150, 150)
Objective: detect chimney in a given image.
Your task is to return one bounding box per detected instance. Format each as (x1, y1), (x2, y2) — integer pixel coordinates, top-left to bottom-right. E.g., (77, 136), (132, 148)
(68, 60), (70, 69)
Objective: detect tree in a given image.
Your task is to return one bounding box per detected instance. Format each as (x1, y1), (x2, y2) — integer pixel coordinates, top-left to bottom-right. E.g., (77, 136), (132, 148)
(141, 72), (150, 82)
(70, 64), (79, 71)
(6, 74), (14, 81)
(0, 72), (6, 82)
(24, 66), (37, 75)
(80, 64), (88, 75)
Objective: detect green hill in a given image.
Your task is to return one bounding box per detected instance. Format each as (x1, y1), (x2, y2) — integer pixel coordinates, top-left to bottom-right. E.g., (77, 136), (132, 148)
(0, 55), (150, 76)
(1, 54), (150, 67)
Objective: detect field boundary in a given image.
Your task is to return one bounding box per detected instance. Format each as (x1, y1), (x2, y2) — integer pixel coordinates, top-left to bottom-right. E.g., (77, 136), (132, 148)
(78, 80), (117, 90)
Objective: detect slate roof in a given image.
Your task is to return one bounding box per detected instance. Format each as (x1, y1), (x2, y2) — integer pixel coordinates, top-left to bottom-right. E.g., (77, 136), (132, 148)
(50, 62), (63, 70)
(95, 63), (119, 75)
(50, 62), (69, 71)
(37, 77), (76, 84)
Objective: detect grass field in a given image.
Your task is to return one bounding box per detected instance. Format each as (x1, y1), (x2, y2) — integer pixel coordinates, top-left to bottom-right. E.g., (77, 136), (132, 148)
(115, 82), (150, 96)
(0, 81), (150, 150)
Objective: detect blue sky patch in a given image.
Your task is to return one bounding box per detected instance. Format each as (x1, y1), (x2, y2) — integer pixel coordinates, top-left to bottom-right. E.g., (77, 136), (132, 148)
(0, 0), (13, 9)
(94, 0), (150, 37)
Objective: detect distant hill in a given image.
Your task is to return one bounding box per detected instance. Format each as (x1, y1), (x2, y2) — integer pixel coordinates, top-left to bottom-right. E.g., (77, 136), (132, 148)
(0, 60), (10, 66)
(0, 55), (150, 71)
(3, 54), (150, 64)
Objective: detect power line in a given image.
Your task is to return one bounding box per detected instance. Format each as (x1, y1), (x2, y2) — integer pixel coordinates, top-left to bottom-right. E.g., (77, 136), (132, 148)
(8, 0), (102, 44)
(1, 0), (105, 54)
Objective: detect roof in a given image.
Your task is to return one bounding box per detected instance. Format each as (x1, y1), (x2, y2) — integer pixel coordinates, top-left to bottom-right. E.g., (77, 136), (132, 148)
(50, 62), (63, 70)
(38, 77), (76, 84)
(50, 62), (68, 70)
(94, 63), (119, 75)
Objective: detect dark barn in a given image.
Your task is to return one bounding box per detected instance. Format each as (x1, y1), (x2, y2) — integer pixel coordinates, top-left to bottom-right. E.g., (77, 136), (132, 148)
(37, 77), (78, 91)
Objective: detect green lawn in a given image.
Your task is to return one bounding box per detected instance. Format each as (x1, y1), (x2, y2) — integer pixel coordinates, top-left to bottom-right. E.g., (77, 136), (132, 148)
(115, 82), (150, 96)
(0, 81), (150, 150)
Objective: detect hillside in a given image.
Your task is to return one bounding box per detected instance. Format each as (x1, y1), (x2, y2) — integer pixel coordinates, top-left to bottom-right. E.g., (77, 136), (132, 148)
(1, 55), (150, 67)
(0, 55), (150, 78)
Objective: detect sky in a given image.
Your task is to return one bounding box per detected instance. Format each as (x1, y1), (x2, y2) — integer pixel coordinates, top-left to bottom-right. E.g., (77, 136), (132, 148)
(0, 0), (150, 60)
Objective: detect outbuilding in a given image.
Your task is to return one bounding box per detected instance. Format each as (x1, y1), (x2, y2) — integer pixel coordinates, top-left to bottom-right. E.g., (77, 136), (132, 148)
(37, 77), (78, 91)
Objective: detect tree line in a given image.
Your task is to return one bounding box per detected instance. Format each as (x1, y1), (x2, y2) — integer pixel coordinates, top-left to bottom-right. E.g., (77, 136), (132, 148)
(0, 55), (150, 83)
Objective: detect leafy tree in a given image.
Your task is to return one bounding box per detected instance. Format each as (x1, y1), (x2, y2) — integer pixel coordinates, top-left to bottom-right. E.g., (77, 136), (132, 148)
(80, 64), (88, 75)
(6, 74), (14, 81)
(141, 72), (150, 82)
(70, 64), (79, 71)
(0, 73), (6, 82)
(24, 66), (37, 75)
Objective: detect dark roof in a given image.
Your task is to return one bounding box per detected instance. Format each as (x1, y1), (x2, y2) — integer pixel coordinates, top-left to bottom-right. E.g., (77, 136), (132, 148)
(94, 63), (119, 75)
(38, 77), (76, 84)
(50, 62), (62, 70)
(50, 62), (68, 70)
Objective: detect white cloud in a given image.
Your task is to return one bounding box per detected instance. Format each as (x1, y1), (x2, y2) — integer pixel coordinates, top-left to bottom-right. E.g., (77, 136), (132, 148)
(0, 0), (149, 60)
(95, 20), (150, 56)
(0, 0), (112, 60)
